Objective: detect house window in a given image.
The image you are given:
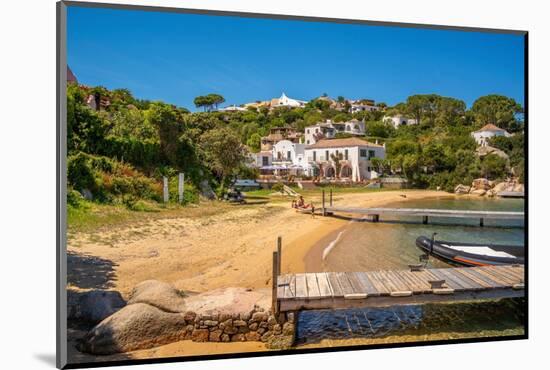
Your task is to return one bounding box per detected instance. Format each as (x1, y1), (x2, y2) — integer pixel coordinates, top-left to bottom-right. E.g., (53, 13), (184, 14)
(367, 167), (371, 172)
(325, 150), (329, 160)
(306, 140), (310, 144)
(287, 151), (291, 160)
(345, 149), (348, 160)
(262, 156), (269, 166)
(313, 151), (317, 161)
(306, 129), (309, 134)
(368, 150), (376, 159)
(360, 149), (367, 158)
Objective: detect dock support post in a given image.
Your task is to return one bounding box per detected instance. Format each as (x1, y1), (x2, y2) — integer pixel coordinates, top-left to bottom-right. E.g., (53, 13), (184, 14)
(277, 236), (282, 275)
(272, 250), (279, 317)
(480, 218), (484, 227)
(423, 216), (428, 224)
(322, 189), (326, 216)
(329, 188), (333, 207)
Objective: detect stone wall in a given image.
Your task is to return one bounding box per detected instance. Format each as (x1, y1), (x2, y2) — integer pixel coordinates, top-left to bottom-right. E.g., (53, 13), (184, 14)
(77, 282), (296, 354)
(184, 308), (295, 348)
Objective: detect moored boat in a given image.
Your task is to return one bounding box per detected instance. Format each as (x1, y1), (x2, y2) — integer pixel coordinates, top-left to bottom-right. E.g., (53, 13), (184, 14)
(415, 235), (524, 267)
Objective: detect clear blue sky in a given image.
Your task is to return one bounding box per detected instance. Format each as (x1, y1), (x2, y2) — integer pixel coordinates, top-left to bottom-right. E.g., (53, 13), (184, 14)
(67, 6), (525, 111)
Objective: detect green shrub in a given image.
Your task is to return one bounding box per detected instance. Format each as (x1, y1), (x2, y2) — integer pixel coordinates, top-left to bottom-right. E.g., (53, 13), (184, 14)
(271, 182), (284, 193)
(67, 188), (85, 207)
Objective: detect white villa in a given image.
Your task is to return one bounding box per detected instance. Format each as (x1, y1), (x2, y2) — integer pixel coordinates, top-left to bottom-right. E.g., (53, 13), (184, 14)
(305, 137), (386, 181)
(271, 92), (307, 108)
(253, 150), (273, 168)
(254, 139), (313, 176)
(350, 99), (379, 114)
(220, 105), (247, 112)
(383, 114), (418, 128)
(350, 103), (379, 114)
(471, 124), (512, 146)
(304, 119), (366, 145)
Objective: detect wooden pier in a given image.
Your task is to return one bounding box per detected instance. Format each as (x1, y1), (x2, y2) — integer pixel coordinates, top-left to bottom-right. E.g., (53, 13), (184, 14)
(318, 189), (524, 226)
(270, 236), (524, 315)
(275, 265), (524, 312)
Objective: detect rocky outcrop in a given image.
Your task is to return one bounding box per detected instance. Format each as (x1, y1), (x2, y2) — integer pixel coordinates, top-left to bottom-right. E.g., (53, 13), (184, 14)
(79, 281), (296, 355)
(454, 184), (471, 194)
(455, 179), (524, 197)
(476, 145), (509, 160)
(471, 178), (492, 191)
(68, 290), (126, 324)
(470, 189), (486, 196)
(128, 280), (186, 313)
(78, 303), (188, 354)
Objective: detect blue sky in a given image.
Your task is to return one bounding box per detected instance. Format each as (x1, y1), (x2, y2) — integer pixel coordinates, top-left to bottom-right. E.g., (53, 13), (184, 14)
(67, 6), (525, 111)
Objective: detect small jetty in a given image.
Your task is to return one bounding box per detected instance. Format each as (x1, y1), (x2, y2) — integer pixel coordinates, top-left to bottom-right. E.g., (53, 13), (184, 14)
(275, 265), (524, 312)
(312, 189), (524, 227)
(270, 237), (524, 316)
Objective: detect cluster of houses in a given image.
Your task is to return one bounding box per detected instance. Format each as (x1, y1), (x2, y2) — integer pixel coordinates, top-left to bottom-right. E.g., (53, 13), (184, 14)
(252, 121), (386, 182)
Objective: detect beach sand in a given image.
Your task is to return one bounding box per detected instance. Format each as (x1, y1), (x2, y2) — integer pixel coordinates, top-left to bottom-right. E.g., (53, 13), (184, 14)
(66, 189), (455, 361)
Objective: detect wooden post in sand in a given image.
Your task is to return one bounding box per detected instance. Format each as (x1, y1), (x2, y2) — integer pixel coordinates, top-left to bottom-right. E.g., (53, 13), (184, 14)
(322, 189), (326, 216)
(178, 173), (185, 203)
(329, 188), (333, 207)
(277, 236), (282, 275)
(163, 176), (169, 203)
(272, 250), (279, 316)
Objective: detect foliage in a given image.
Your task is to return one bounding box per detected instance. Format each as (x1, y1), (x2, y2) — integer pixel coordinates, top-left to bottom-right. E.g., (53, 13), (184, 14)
(480, 154), (508, 180)
(271, 182), (284, 193)
(193, 93), (226, 112)
(67, 83), (525, 201)
(471, 95), (523, 132)
(199, 127), (248, 190)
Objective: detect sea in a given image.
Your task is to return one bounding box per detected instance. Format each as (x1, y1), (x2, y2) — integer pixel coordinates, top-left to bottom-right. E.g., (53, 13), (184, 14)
(296, 197), (525, 345)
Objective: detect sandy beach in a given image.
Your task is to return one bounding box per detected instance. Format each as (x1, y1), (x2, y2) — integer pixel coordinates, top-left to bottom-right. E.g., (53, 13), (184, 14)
(67, 189), (467, 361)
(68, 190), (448, 298)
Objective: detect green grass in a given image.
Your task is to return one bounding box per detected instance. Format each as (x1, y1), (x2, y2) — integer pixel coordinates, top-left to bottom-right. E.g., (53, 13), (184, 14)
(67, 199), (234, 234)
(244, 186), (397, 199)
(68, 186), (405, 235)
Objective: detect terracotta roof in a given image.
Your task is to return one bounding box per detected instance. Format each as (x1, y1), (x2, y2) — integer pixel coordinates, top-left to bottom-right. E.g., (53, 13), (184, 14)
(477, 123), (506, 132)
(306, 137), (383, 149)
(67, 66), (77, 83)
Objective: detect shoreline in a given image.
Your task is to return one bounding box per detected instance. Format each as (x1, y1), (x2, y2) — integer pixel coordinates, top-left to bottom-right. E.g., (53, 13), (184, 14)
(68, 189), (521, 362)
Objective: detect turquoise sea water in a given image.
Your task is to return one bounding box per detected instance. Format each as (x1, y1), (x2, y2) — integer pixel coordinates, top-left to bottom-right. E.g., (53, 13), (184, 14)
(297, 197), (525, 345)
(319, 197), (524, 272)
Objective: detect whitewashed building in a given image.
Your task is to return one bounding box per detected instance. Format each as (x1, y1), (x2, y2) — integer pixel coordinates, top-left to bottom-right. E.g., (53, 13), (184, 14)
(350, 103), (379, 114)
(304, 119), (366, 145)
(305, 137), (386, 181)
(271, 92), (307, 108)
(383, 114), (418, 128)
(220, 105), (247, 112)
(471, 124), (512, 146)
(253, 150), (273, 168)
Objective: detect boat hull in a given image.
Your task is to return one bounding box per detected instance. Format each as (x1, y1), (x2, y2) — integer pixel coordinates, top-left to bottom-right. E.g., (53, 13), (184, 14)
(415, 236), (524, 267)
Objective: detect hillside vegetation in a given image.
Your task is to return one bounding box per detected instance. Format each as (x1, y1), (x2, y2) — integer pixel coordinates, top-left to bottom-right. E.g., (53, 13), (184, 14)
(67, 84), (524, 218)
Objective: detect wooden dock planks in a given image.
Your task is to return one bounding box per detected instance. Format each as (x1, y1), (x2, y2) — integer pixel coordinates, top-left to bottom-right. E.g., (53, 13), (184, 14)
(277, 265), (524, 311)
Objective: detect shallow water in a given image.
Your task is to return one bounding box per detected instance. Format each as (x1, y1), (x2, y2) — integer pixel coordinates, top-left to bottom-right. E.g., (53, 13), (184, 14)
(297, 197), (525, 345)
(295, 299), (525, 345)
(318, 197), (524, 272)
